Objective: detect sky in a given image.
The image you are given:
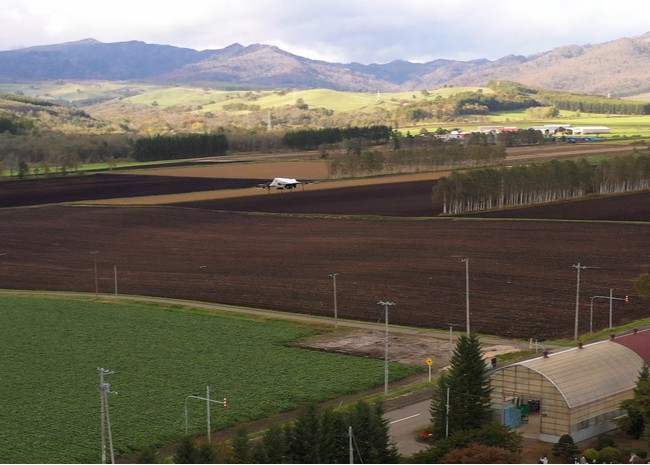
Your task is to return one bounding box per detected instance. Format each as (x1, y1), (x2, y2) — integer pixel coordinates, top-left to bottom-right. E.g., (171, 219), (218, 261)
(2, 0), (650, 64)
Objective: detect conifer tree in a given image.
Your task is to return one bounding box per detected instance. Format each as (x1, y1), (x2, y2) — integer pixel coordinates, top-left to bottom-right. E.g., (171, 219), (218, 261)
(319, 409), (348, 464)
(286, 404), (322, 463)
(430, 333), (493, 439)
(173, 436), (199, 464)
(262, 423), (288, 464)
(552, 434), (580, 462)
(347, 401), (400, 463)
(197, 443), (216, 464)
(618, 364), (650, 439)
(231, 424), (250, 464)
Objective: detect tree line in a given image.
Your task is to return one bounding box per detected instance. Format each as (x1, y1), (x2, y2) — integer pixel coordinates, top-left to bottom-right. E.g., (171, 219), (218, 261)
(488, 80), (650, 116)
(168, 400), (398, 464)
(0, 115), (34, 134)
(433, 154), (650, 215)
(540, 92), (650, 115)
(282, 125), (392, 150)
(131, 132), (229, 162)
(327, 143), (506, 178)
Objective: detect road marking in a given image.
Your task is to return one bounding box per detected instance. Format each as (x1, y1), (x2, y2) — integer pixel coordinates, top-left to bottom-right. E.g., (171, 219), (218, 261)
(390, 413), (420, 424)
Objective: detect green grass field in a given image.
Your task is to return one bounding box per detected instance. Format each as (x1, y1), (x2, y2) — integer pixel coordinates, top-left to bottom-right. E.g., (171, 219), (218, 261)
(0, 296), (420, 463)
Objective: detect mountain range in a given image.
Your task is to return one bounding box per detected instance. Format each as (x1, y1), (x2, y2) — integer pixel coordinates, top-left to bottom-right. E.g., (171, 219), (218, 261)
(2, 33), (650, 97)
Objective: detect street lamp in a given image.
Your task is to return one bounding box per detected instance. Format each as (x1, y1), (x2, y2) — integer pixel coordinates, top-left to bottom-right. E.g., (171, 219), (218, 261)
(113, 265), (118, 296)
(91, 251), (99, 297)
(184, 392), (200, 435)
(328, 273), (338, 328)
(460, 258), (470, 335)
(589, 289), (628, 333)
(377, 300), (395, 394)
(183, 386), (227, 443)
(98, 368), (117, 465)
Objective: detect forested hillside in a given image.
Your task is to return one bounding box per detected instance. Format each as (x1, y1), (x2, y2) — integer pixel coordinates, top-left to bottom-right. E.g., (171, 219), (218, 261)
(1, 82), (650, 178)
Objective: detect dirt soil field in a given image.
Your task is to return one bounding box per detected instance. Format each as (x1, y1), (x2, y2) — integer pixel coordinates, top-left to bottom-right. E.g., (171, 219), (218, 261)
(0, 173), (267, 208)
(1, 145), (649, 342)
(295, 327), (521, 367)
(0, 201), (647, 340)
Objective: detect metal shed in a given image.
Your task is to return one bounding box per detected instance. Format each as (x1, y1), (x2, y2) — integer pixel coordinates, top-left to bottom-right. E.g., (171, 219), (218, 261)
(490, 330), (650, 443)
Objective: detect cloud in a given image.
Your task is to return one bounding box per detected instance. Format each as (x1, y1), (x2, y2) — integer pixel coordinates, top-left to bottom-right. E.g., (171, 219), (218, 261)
(1, 0), (649, 64)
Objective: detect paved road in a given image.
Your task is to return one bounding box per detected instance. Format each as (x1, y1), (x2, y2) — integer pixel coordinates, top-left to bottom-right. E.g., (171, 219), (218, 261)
(386, 399), (431, 456)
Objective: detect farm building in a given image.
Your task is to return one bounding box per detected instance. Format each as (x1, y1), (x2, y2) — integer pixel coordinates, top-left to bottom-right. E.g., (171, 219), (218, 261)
(490, 329), (650, 443)
(571, 126), (611, 134)
(529, 124), (572, 133)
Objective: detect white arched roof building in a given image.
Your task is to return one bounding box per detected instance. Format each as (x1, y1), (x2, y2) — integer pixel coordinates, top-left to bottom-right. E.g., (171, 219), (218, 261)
(490, 329), (650, 442)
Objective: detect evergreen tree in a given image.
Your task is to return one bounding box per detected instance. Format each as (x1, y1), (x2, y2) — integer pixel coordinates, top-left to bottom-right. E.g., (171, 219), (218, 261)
(618, 364), (650, 439)
(635, 273), (650, 299)
(430, 333), (493, 439)
(249, 441), (269, 464)
(197, 443), (216, 464)
(135, 446), (157, 464)
(231, 424), (251, 464)
(442, 443), (522, 463)
(286, 404), (322, 463)
(347, 401), (399, 464)
(261, 423), (288, 464)
(319, 409), (348, 464)
(173, 436), (199, 464)
(552, 434), (580, 462)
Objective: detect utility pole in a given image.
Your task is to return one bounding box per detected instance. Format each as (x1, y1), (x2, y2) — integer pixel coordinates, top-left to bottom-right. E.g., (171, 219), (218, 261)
(98, 368), (117, 464)
(572, 263), (589, 340)
(447, 323), (455, 359)
(445, 386), (450, 438)
(377, 300), (395, 394)
(461, 258), (470, 334)
(349, 426), (353, 464)
(329, 273), (338, 328)
(91, 251), (99, 297)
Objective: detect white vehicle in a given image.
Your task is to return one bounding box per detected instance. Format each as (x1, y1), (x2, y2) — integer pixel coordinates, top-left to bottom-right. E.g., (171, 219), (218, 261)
(256, 177), (315, 192)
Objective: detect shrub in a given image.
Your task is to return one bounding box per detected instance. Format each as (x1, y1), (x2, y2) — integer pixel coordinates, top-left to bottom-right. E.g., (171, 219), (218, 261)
(596, 433), (615, 449)
(582, 448), (599, 462)
(552, 434), (579, 462)
(442, 443), (522, 463)
(599, 446), (622, 463)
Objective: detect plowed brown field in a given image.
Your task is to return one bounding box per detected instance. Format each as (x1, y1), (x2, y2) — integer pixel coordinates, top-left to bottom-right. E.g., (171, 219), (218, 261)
(1, 147), (648, 341)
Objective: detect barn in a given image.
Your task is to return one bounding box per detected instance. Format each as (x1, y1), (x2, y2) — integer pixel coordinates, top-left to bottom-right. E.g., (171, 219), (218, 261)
(490, 329), (650, 443)
(571, 126), (611, 134)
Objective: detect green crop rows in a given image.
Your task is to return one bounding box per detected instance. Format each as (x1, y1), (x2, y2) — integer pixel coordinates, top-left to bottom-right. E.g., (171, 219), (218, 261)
(0, 296), (420, 463)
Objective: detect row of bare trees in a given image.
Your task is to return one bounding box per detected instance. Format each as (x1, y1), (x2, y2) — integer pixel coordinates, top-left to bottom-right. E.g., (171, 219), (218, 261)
(327, 143), (506, 178)
(433, 154), (650, 215)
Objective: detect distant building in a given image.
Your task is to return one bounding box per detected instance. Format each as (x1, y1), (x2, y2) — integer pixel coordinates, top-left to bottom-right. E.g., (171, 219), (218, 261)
(477, 126), (503, 133)
(528, 124), (572, 133)
(572, 126), (611, 134)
